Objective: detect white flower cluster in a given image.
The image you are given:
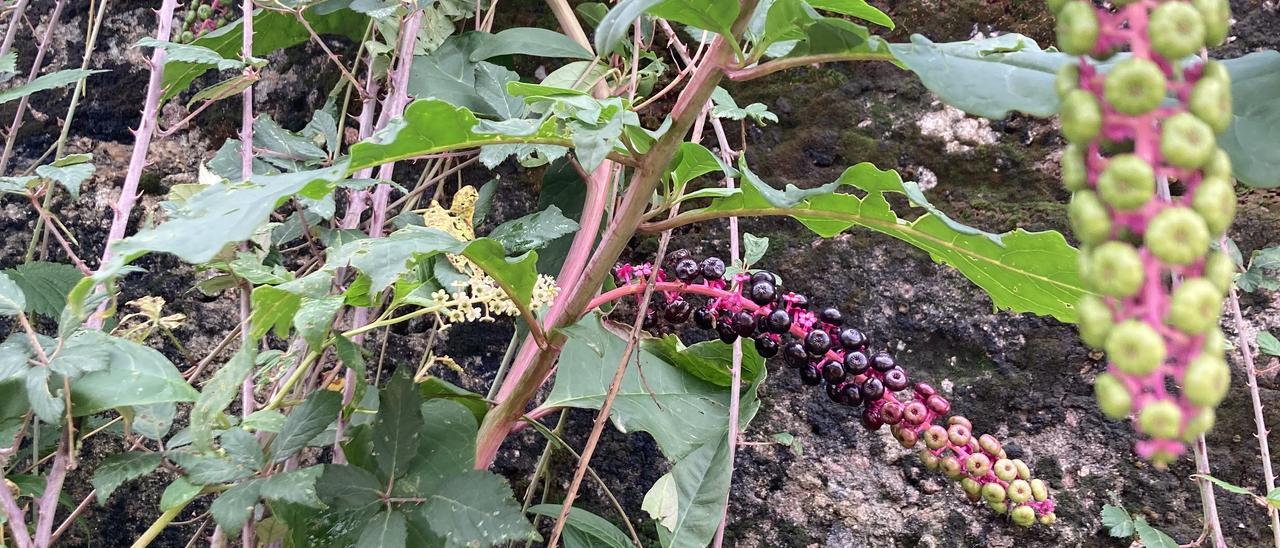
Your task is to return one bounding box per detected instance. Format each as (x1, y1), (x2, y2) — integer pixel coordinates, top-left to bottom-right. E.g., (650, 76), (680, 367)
(422, 269), (559, 326)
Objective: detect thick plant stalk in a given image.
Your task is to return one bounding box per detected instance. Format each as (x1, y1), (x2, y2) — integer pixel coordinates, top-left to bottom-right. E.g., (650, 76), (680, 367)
(238, 0), (256, 544)
(0, 0), (67, 175)
(1192, 435), (1228, 547)
(0, 474), (32, 548)
(32, 448), (68, 547)
(0, 0), (30, 60)
(368, 7), (423, 237)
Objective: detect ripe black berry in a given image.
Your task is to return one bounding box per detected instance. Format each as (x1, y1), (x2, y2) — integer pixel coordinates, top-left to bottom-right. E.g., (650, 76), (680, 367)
(790, 293), (809, 310)
(751, 271), (776, 285)
(693, 307), (716, 329)
(716, 322), (738, 344)
(861, 406), (884, 431)
(800, 363), (823, 386)
(673, 259), (700, 282)
(826, 382), (847, 404)
(841, 383), (864, 407)
(860, 377), (885, 402)
(765, 309), (792, 333)
(822, 361), (846, 384)
(643, 310), (660, 330)
(665, 249), (691, 266)
(883, 367), (909, 391)
(664, 299), (692, 323)
(818, 307), (843, 325)
(700, 257), (726, 280)
(843, 351), (869, 375)
(754, 337), (779, 358)
(732, 311), (756, 337)
(838, 328), (866, 350)
(782, 342), (808, 369)
(871, 352), (896, 372)
(804, 330), (831, 356)
(749, 281), (777, 305)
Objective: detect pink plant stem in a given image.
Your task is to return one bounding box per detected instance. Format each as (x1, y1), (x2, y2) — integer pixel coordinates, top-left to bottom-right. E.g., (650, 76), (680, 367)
(707, 110), (741, 548)
(238, 1), (257, 545)
(0, 0), (30, 60)
(32, 446), (67, 547)
(0, 0), (66, 175)
(368, 8), (423, 237)
(89, 0), (181, 328)
(1224, 237), (1280, 546)
(0, 472), (32, 548)
(1193, 434), (1228, 547)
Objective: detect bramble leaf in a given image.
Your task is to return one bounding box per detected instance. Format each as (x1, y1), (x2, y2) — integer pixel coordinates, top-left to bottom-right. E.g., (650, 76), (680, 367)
(190, 347), (256, 451)
(1100, 503), (1135, 538)
(2, 262), (81, 319)
(70, 336), (197, 415)
(0, 69), (104, 105)
(272, 390), (341, 463)
(91, 452), (163, 504)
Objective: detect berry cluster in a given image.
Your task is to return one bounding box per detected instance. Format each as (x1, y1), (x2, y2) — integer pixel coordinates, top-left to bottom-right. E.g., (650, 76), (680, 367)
(176, 1), (231, 44)
(1050, 0), (1234, 465)
(612, 251), (1056, 525)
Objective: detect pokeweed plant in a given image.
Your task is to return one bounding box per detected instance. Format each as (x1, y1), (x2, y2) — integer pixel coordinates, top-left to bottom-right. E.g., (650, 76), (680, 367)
(0, 0), (1274, 546)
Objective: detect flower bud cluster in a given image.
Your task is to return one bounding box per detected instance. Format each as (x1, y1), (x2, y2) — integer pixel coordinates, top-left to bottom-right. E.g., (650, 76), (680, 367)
(1050, 0), (1234, 465)
(611, 251), (1056, 525)
(177, 1), (230, 44)
(423, 270), (559, 325)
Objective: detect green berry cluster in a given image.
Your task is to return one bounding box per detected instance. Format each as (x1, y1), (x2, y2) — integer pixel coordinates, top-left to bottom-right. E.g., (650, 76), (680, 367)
(1050, 0), (1235, 466)
(177, 1), (231, 44)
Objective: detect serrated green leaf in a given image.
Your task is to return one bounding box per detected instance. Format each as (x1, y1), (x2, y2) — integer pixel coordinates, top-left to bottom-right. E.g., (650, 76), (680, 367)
(418, 377), (488, 424)
(190, 347), (256, 451)
(372, 372), (423, 480)
(413, 469), (536, 544)
(69, 336), (197, 415)
(0, 69), (105, 105)
(1258, 332), (1280, 357)
(318, 464), (383, 508)
(0, 382), (24, 449)
(137, 37), (242, 71)
(250, 286), (301, 341)
(48, 331), (111, 379)
(159, 476), (202, 512)
(243, 409), (286, 433)
(169, 450), (257, 485)
(272, 389), (341, 463)
(259, 467), (324, 508)
(527, 504), (632, 548)
(210, 480), (263, 535)
(221, 427), (265, 473)
(35, 161), (93, 198)
(393, 400), (477, 498)
(487, 205), (580, 255)
(2, 262), (82, 319)
(91, 452), (163, 504)
(1134, 518), (1178, 548)
(1100, 503), (1135, 538)
(130, 402), (176, 440)
(0, 271), (26, 316)
(25, 367), (64, 424)
(293, 296), (343, 349)
(357, 510), (407, 548)
(469, 27), (594, 61)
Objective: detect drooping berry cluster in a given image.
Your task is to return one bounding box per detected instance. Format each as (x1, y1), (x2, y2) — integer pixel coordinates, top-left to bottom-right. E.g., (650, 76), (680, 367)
(1050, 0), (1234, 465)
(176, 1), (231, 44)
(612, 251), (1057, 526)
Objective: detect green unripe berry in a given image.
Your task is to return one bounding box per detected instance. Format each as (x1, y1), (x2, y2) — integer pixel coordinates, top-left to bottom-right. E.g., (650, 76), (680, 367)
(1007, 479), (1033, 504)
(1040, 512), (1057, 525)
(1106, 320), (1167, 376)
(1062, 143), (1088, 191)
(197, 4), (212, 18)
(965, 453), (992, 477)
(1193, 0), (1231, 47)
(1061, 90), (1102, 143)
(1168, 278), (1224, 335)
(1203, 328), (1227, 356)
(1139, 400), (1183, 440)
(1184, 354), (1230, 407)
(1203, 147), (1232, 180)
(988, 500), (1008, 514)
(1104, 59), (1167, 116)
(1078, 295), (1115, 349)
(1149, 2), (1206, 60)
(919, 449), (940, 470)
(1045, 0), (1070, 14)
(1146, 207), (1211, 266)
(1183, 407), (1217, 441)
(940, 456), (965, 479)
(1056, 1), (1100, 56)
(1056, 63), (1080, 99)
(1097, 154), (1155, 211)
(1090, 242), (1145, 298)
(216, 17), (228, 27)
(993, 459), (1018, 482)
(1094, 372), (1133, 419)
(961, 477), (982, 498)
(185, 9), (197, 23)
(1201, 60), (1230, 85)
(1202, 251), (1236, 294)
(1013, 459), (1032, 481)
(180, 30), (195, 43)
(1192, 175), (1236, 236)
(1031, 479), (1049, 501)
(1011, 505), (1037, 527)
(978, 434), (1002, 456)
(924, 424), (948, 450)
(981, 482), (1007, 503)
(1069, 191), (1113, 245)
(1162, 113), (1217, 169)
(1190, 77), (1232, 134)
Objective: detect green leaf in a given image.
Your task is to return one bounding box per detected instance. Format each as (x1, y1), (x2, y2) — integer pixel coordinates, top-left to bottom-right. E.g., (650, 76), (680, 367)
(487, 205), (580, 255)
(469, 27), (594, 60)
(806, 0), (893, 29)
(669, 142), (728, 193)
(642, 336), (765, 388)
(413, 469), (537, 544)
(1217, 51), (1280, 188)
(688, 160), (1086, 322)
(24, 366), (62, 424)
(0, 381), (27, 446)
(69, 335), (197, 415)
(210, 480), (263, 535)
(161, 7), (368, 101)
(0, 52), (15, 75)
(253, 116), (328, 167)
(159, 477), (202, 512)
(393, 400), (477, 498)
(1100, 503), (1135, 538)
(1134, 518), (1178, 548)
(169, 450), (257, 485)
(102, 164), (345, 272)
(372, 372), (423, 480)
(357, 511), (408, 548)
(185, 73), (257, 108)
(190, 347), (256, 451)
(35, 160), (93, 198)
(259, 467), (325, 508)
(91, 452), (163, 504)
(594, 0), (663, 54)
(0, 271), (27, 315)
(527, 504), (632, 548)
(1193, 474), (1258, 496)
(1258, 332), (1280, 357)
(641, 473), (678, 532)
(47, 331), (111, 379)
(653, 435), (732, 548)
(1268, 488), (1280, 509)
(243, 409), (286, 433)
(649, 0), (740, 48)
(130, 402), (176, 440)
(0, 69), (105, 105)
(250, 286), (301, 341)
(743, 232), (768, 266)
(1239, 246), (1280, 292)
(318, 464), (383, 508)
(136, 37), (242, 71)
(272, 389), (341, 463)
(2, 262), (81, 319)
(221, 427), (265, 473)
(419, 377), (488, 424)
(293, 295), (343, 349)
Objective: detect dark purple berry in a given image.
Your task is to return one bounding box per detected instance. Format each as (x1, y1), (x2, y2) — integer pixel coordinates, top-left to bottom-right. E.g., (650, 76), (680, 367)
(826, 382), (847, 404)
(663, 299), (692, 323)
(673, 259), (700, 282)
(861, 406), (884, 430)
(871, 352), (896, 372)
(754, 337), (779, 358)
(790, 294), (809, 310)
(716, 321), (738, 344)
(822, 361), (846, 384)
(665, 249), (691, 268)
(750, 271), (776, 285)
(765, 309), (792, 334)
(838, 328), (866, 350)
(883, 367), (909, 391)
(841, 383), (864, 407)
(782, 342), (807, 369)
(818, 307), (843, 325)
(693, 307), (716, 329)
(800, 363), (823, 386)
(804, 330), (831, 356)
(700, 257), (725, 280)
(860, 377), (885, 402)
(643, 310), (660, 330)
(749, 281), (777, 305)
(880, 401), (904, 425)
(843, 351), (869, 375)
(732, 311), (756, 337)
